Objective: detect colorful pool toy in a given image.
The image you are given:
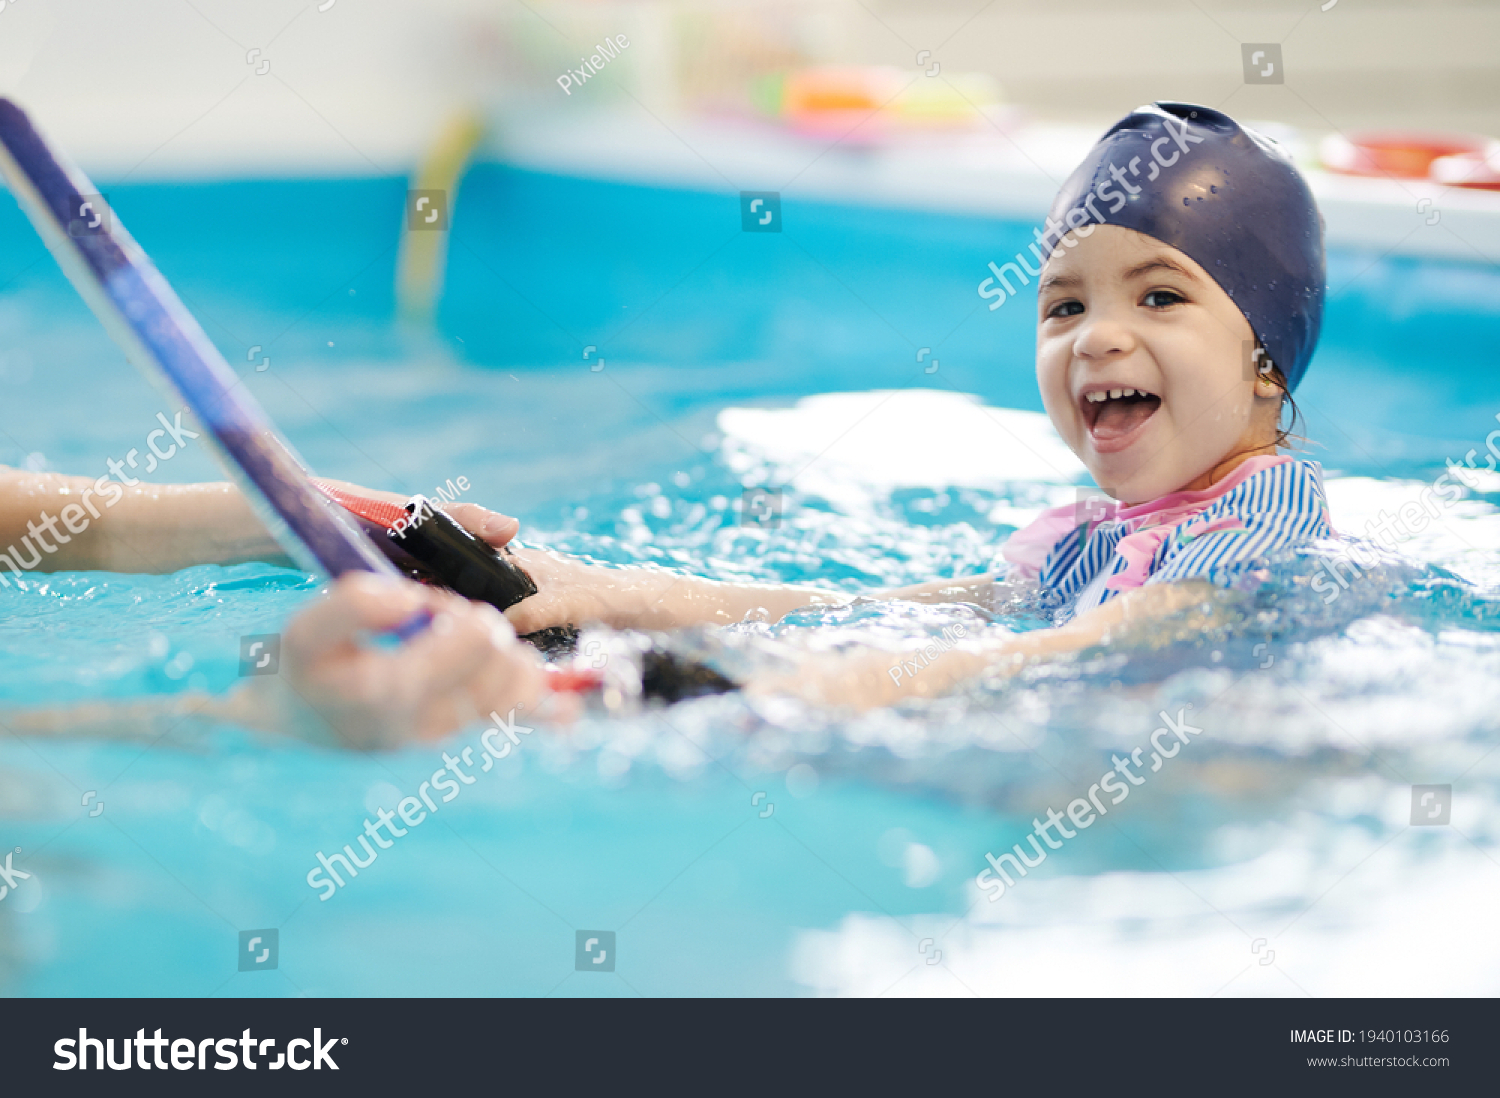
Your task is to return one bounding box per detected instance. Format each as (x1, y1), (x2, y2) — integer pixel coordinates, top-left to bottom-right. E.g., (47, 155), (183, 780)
(1320, 130), (1490, 179)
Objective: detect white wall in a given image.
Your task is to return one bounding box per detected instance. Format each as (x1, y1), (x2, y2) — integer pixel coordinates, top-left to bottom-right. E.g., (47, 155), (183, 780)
(1, 0), (1494, 180)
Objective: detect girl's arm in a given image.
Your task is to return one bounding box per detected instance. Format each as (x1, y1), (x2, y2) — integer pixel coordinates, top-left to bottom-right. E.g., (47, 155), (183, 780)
(503, 547), (1003, 633)
(501, 548), (843, 630)
(0, 468), (519, 574)
(746, 581), (1220, 710)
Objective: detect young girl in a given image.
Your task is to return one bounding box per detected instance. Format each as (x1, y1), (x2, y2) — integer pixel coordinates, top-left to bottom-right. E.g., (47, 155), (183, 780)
(498, 102), (1333, 710)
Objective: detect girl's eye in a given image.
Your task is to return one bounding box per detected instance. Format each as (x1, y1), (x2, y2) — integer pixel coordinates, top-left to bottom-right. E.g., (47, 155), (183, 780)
(1046, 299), (1084, 319)
(1142, 289), (1185, 309)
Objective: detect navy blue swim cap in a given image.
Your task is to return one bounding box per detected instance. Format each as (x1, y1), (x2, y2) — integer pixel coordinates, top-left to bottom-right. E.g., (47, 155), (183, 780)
(1041, 102), (1325, 392)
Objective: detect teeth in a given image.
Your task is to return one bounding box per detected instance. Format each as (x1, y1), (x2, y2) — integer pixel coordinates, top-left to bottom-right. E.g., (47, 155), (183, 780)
(1121, 388), (1136, 397)
(1086, 391), (1107, 403)
(1109, 389), (1123, 399)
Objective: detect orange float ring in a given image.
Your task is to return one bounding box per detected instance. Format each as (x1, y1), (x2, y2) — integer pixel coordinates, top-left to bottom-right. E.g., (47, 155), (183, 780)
(1429, 143), (1500, 191)
(1320, 131), (1488, 179)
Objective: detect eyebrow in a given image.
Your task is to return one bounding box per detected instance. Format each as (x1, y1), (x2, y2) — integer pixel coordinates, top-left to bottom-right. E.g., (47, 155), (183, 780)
(1038, 256), (1199, 294)
(1038, 272), (1083, 292)
(1123, 257), (1198, 282)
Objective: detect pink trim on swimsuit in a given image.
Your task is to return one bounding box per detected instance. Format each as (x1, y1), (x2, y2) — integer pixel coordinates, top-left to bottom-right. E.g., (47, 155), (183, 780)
(1001, 455), (1295, 591)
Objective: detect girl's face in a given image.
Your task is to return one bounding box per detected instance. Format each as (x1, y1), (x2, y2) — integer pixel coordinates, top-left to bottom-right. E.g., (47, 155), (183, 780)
(1036, 224), (1283, 504)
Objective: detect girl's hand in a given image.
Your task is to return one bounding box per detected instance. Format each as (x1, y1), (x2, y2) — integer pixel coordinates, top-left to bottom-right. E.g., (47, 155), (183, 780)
(227, 573), (549, 748)
(501, 547), (650, 633)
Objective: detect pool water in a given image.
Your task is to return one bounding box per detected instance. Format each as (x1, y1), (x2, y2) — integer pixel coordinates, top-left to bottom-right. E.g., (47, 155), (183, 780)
(1, 168), (1499, 996)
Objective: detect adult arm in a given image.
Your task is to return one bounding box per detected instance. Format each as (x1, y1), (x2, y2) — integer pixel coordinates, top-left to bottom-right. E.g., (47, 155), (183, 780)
(0, 467), (518, 575)
(4, 574), (553, 749)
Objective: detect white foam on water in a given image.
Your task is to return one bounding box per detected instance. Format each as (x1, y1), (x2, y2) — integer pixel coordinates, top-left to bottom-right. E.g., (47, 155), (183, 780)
(1324, 474), (1500, 586)
(792, 816), (1500, 997)
(718, 390), (1086, 512)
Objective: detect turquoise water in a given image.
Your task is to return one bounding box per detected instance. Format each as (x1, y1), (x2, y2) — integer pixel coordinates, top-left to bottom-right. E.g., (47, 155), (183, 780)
(1, 169), (1499, 995)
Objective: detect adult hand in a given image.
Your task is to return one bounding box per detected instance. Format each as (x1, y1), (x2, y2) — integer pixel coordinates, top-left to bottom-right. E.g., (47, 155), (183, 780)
(316, 477), (520, 550)
(228, 573), (549, 748)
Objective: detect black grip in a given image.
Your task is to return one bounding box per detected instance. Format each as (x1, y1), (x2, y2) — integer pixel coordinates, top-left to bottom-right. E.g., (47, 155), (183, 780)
(388, 496), (537, 609)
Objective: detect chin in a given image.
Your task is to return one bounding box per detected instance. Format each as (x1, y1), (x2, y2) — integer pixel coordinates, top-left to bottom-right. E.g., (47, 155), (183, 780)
(1088, 460), (1177, 506)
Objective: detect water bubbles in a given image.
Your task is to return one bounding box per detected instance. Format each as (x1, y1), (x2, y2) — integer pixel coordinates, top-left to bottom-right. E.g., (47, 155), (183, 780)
(364, 781), (403, 817)
(902, 843), (941, 888)
(876, 828), (939, 887)
(785, 763), (819, 798)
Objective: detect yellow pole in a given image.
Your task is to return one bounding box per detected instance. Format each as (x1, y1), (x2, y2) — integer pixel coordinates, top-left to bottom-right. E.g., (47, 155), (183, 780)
(396, 109), (485, 325)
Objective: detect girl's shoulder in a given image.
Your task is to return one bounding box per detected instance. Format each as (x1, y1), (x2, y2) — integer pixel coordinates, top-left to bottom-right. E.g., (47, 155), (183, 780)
(1203, 456), (1328, 521)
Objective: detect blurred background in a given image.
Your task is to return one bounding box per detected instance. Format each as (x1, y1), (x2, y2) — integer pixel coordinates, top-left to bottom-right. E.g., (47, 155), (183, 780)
(3, 0), (1498, 178)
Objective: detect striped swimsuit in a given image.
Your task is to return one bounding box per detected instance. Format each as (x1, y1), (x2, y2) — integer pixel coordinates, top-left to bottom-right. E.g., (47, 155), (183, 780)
(1002, 457), (1333, 623)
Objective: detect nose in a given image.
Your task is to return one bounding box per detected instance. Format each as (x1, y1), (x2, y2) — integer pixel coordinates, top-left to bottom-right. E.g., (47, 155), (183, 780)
(1072, 308), (1136, 364)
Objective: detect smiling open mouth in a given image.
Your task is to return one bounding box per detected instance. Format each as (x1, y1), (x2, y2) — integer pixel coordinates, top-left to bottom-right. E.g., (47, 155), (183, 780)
(1082, 387), (1162, 444)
